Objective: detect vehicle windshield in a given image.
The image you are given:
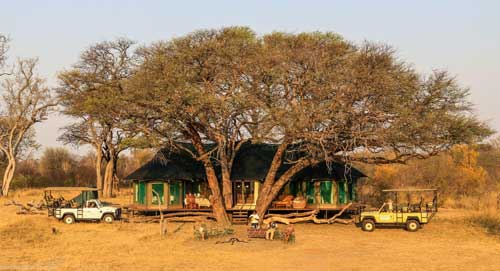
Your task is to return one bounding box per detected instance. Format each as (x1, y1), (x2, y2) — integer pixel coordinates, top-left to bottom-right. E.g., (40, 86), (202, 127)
(94, 200), (104, 207)
(86, 200), (102, 208)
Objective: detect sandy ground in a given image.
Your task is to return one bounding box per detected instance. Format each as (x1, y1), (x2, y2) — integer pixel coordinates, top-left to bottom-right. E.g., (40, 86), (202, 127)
(1, 190), (500, 271)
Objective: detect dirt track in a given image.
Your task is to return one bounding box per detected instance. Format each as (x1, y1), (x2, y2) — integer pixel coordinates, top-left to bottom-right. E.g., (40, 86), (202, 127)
(1, 192), (499, 271)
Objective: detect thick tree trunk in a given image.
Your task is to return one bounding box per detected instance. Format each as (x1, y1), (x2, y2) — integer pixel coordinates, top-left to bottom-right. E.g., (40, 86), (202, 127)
(256, 159), (316, 222)
(220, 162), (233, 209)
(254, 143), (288, 219)
(257, 143), (288, 206)
(1, 159), (16, 196)
(103, 161), (111, 197)
(103, 154), (116, 198)
(111, 155), (119, 193)
(95, 148), (104, 197)
(188, 132), (230, 225)
(203, 164), (230, 225)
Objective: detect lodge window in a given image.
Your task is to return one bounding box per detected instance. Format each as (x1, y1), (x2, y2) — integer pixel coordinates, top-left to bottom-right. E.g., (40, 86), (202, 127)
(151, 182), (165, 205)
(184, 181), (210, 198)
(233, 181), (255, 204)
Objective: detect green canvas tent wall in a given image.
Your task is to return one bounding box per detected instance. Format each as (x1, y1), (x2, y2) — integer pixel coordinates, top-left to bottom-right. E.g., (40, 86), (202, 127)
(125, 142), (366, 207)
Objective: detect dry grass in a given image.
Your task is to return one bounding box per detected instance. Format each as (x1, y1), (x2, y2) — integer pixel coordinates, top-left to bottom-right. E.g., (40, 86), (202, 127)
(1, 189), (500, 271)
(442, 192), (500, 210)
(0, 219), (53, 244)
(465, 211), (500, 236)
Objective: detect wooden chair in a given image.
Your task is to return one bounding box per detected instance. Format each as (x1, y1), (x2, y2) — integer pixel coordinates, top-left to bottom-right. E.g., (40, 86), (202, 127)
(186, 194), (199, 209)
(273, 195), (294, 208)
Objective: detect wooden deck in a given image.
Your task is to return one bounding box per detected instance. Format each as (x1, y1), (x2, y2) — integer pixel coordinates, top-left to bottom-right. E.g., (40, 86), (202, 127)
(125, 203), (358, 224)
(125, 203), (357, 213)
(125, 204), (212, 213)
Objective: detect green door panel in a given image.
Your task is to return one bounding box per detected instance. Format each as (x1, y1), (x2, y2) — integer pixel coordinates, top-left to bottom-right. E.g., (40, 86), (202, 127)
(338, 181), (346, 204)
(152, 183), (164, 205)
(138, 182), (146, 205)
(169, 181), (182, 206)
(320, 181), (333, 204)
(306, 181), (315, 204)
(348, 182), (356, 201)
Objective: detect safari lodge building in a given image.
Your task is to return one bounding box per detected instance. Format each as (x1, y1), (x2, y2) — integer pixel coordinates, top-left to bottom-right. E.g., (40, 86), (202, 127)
(125, 142), (365, 220)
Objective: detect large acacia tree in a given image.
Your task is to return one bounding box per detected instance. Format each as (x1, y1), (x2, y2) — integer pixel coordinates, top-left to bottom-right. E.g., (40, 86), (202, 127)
(57, 38), (137, 197)
(125, 27), (262, 224)
(125, 28), (492, 223)
(252, 33), (492, 219)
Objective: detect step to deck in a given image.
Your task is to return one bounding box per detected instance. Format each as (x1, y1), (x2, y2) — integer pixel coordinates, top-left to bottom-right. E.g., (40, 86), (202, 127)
(231, 210), (249, 224)
(232, 218), (248, 224)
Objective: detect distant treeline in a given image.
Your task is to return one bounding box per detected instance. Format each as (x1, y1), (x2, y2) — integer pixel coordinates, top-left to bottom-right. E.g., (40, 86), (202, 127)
(358, 140), (500, 208)
(0, 148), (154, 189)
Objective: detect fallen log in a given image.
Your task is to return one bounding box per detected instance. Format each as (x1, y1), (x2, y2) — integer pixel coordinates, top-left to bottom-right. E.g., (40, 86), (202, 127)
(166, 216), (213, 223)
(263, 214), (316, 225)
(16, 209), (45, 215)
(4, 200), (24, 207)
(312, 203), (353, 224)
(263, 203), (354, 225)
(26, 200), (46, 209)
(124, 214), (214, 223)
(6, 200), (46, 215)
(263, 209), (319, 219)
(332, 218), (354, 225)
(215, 238), (249, 245)
(163, 212), (213, 218)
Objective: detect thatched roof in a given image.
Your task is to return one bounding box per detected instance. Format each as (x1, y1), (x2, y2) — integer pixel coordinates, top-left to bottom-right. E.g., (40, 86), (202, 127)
(125, 142), (366, 182)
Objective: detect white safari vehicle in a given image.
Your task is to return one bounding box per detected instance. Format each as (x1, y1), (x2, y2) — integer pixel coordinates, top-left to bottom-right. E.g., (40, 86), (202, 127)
(55, 199), (121, 224)
(44, 187), (122, 224)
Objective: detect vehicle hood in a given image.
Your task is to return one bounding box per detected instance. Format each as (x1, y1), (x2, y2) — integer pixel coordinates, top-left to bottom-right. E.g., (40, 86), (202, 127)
(361, 211), (380, 216)
(101, 206), (120, 212)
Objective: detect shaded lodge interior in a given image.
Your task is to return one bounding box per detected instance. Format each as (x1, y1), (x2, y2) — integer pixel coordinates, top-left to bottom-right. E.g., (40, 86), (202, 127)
(125, 142), (365, 214)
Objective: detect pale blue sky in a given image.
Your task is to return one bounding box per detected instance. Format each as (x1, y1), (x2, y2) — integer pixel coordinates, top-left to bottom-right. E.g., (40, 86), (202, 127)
(2, 1), (499, 154)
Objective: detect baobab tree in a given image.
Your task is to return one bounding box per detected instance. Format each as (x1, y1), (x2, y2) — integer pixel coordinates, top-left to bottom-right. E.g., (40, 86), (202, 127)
(0, 58), (56, 196)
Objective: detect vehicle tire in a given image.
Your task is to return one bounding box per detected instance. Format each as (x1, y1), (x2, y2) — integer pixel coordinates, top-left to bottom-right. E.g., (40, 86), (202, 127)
(63, 214), (75, 224)
(362, 219), (375, 232)
(102, 214), (115, 224)
(406, 219), (420, 232)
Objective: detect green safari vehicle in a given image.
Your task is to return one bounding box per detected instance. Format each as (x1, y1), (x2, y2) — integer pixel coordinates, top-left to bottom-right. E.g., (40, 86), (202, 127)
(355, 188), (438, 232)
